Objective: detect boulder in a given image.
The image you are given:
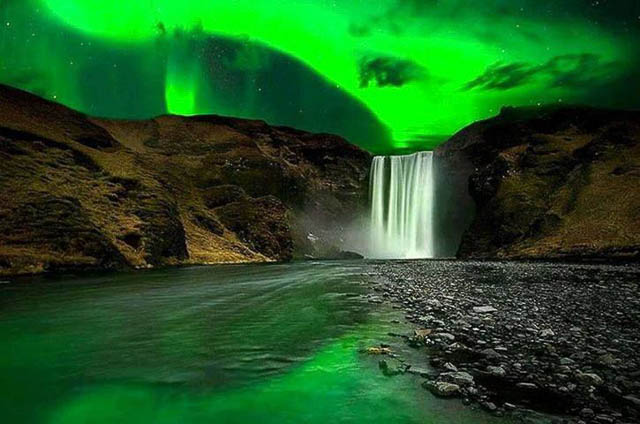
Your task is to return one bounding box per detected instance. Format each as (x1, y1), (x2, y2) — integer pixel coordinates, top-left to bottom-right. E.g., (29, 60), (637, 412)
(423, 380), (461, 397)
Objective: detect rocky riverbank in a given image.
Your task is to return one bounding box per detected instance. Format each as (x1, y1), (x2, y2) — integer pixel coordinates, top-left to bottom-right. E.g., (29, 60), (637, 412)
(370, 260), (640, 424)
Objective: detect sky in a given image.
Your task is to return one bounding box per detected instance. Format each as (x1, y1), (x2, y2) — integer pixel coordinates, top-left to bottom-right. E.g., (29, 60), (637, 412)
(1, 0), (639, 153)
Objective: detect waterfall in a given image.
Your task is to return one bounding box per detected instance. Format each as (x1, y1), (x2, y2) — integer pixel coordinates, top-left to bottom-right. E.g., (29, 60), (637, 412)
(369, 151), (435, 259)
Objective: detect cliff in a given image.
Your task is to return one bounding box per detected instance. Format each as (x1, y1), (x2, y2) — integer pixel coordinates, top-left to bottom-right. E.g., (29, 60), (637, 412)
(0, 84), (371, 276)
(436, 106), (640, 261)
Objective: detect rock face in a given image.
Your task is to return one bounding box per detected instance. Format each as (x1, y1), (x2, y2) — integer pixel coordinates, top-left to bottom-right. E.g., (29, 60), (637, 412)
(436, 106), (640, 260)
(0, 84), (371, 276)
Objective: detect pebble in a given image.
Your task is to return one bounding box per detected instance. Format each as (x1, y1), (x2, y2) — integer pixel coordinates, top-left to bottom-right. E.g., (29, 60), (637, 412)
(433, 332), (455, 341)
(540, 329), (555, 337)
(487, 365), (506, 377)
(580, 408), (595, 419)
(516, 382), (538, 390)
(370, 260), (640, 423)
(481, 401), (497, 412)
(576, 372), (603, 386)
(440, 371), (474, 386)
(443, 362), (458, 372)
(623, 395), (640, 407)
(423, 380), (460, 397)
(473, 306), (498, 313)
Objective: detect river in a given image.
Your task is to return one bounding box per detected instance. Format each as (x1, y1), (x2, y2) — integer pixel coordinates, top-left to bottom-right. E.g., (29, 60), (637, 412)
(1, 261), (520, 424)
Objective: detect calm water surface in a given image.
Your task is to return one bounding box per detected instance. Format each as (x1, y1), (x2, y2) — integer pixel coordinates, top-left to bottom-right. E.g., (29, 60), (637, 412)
(0, 261), (515, 424)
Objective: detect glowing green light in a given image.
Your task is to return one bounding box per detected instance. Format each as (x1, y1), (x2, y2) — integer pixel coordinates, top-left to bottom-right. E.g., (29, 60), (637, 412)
(0, 0), (633, 152)
(165, 52), (200, 115)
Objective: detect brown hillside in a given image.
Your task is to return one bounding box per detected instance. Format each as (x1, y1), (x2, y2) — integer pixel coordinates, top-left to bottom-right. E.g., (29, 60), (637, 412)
(0, 85), (370, 276)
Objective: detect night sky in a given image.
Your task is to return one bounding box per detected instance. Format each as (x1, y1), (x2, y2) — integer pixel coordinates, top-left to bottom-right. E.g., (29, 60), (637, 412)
(1, 0), (639, 153)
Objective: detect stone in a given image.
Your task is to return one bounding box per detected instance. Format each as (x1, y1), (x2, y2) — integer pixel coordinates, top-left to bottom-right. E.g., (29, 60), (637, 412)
(516, 382), (538, 390)
(414, 328), (432, 338)
(426, 299), (443, 309)
(433, 333), (455, 342)
(487, 366), (506, 377)
(594, 415), (614, 424)
(480, 348), (502, 359)
(406, 365), (432, 378)
(417, 315), (435, 323)
(378, 359), (408, 376)
(443, 362), (458, 372)
(623, 395), (640, 408)
(560, 357), (575, 365)
(576, 372), (603, 386)
(481, 401), (497, 412)
(473, 306), (498, 313)
(366, 346), (391, 355)
(580, 408), (595, 419)
(540, 329), (555, 337)
(440, 371), (474, 386)
(597, 353), (617, 367)
(423, 381), (461, 397)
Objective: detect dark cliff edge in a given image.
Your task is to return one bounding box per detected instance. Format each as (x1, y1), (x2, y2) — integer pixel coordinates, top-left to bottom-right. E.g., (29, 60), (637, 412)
(435, 105), (640, 261)
(0, 84), (371, 276)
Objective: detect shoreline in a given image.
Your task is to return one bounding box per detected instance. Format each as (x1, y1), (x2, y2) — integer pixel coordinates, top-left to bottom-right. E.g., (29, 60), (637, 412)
(3, 258), (640, 422)
(4, 255), (640, 281)
(370, 260), (640, 424)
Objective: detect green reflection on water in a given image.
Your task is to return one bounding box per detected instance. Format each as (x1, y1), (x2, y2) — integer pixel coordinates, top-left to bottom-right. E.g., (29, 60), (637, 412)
(1, 263), (513, 424)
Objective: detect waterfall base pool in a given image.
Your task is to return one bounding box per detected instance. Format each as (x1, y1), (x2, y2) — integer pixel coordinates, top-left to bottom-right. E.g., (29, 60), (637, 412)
(1, 262), (519, 424)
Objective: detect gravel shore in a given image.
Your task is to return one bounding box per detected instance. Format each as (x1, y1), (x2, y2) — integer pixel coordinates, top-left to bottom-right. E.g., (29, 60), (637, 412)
(370, 260), (640, 424)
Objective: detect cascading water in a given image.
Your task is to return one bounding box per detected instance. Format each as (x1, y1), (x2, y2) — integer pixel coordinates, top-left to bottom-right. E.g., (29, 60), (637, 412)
(369, 151), (435, 259)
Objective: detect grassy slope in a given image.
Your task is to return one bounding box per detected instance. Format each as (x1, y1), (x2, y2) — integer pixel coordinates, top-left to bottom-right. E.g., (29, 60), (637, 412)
(445, 106), (640, 260)
(0, 85), (369, 276)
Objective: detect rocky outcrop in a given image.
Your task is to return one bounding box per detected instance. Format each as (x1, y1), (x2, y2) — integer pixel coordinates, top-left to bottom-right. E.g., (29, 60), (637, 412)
(436, 106), (640, 260)
(0, 84), (370, 276)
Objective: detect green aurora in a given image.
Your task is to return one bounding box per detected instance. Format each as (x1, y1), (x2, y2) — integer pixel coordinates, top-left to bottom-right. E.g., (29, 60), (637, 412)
(1, 0), (639, 152)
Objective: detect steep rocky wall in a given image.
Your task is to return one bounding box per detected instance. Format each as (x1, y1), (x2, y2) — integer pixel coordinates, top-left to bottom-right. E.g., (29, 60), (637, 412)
(432, 148), (476, 257)
(0, 84), (370, 276)
(436, 106), (640, 260)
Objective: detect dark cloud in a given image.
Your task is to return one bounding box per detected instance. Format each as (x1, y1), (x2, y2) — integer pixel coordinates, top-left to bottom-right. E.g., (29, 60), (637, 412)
(463, 62), (538, 90)
(463, 54), (617, 91)
(156, 22), (167, 36)
(359, 56), (426, 88)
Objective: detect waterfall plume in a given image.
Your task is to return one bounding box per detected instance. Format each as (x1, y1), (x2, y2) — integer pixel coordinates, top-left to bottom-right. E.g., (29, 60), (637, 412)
(369, 152), (435, 259)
